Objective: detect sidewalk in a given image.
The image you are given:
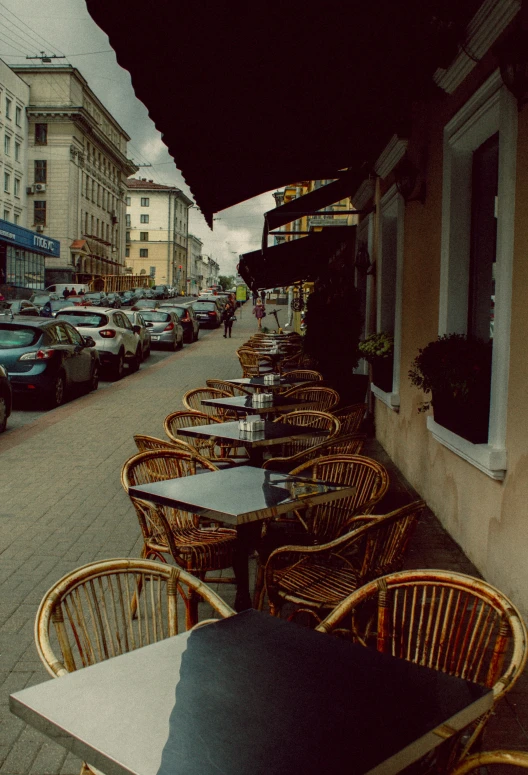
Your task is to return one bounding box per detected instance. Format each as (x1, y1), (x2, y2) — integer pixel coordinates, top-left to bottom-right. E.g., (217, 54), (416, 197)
(0, 305), (526, 773)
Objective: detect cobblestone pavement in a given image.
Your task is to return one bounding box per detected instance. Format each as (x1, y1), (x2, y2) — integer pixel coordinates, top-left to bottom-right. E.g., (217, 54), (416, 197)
(0, 305), (527, 773)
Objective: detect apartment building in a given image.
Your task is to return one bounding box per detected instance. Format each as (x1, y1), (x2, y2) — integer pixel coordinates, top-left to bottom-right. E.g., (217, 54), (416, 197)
(187, 233), (203, 294)
(125, 179), (192, 292)
(0, 59), (29, 229)
(11, 65), (137, 287)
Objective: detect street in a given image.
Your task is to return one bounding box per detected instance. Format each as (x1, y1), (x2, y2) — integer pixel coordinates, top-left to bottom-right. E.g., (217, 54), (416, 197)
(0, 307), (253, 775)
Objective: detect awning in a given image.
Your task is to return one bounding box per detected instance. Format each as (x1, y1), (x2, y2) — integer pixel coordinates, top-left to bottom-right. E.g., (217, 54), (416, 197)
(239, 226), (355, 291)
(85, 0), (479, 225)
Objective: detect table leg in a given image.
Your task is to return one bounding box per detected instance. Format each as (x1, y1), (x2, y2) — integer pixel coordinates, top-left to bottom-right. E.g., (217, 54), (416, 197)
(247, 447), (264, 467)
(233, 521), (262, 612)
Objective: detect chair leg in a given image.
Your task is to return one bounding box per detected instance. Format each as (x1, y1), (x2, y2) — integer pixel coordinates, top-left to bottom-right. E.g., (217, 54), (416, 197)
(252, 563), (266, 611)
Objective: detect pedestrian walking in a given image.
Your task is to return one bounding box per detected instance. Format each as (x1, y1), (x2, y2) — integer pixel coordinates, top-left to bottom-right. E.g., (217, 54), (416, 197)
(260, 289), (266, 305)
(222, 300), (236, 338)
(252, 290), (258, 304)
(63, 287), (70, 299)
(253, 297), (265, 330)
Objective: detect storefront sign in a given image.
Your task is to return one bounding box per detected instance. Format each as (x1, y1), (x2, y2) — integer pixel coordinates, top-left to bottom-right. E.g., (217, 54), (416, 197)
(0, 219), (60, 258)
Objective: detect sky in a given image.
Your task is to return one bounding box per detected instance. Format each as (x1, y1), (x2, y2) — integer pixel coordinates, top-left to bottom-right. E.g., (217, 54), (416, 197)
(0, 0), (276, 276)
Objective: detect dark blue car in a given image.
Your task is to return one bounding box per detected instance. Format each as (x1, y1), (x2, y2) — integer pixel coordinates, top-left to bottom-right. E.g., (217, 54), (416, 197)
(0, 318), (99, 408)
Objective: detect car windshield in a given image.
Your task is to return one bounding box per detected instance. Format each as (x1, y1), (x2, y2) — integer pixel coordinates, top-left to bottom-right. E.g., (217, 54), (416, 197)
(193, 302), (216, 311)
(30, 295), (50, 305)
(141, 311), (171, 322)
(56, 311), (108, 327)
(50, 300), (76, 310)
(134, 300), (156, 308)
(0, 324), (40, 348)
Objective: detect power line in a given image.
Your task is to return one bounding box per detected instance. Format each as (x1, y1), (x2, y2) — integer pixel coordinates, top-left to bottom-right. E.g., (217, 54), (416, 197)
(0, 0), (65, 56)
(63, 50), (114, 57)
(0, 33), (27, 55)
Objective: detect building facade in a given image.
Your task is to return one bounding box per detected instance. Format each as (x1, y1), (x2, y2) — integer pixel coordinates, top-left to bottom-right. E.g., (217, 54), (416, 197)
(125, 179), (192, 292)
(0, 60), (30, 231)
(0, 218), (60, 297)
(11, 65), (137, 287)
(187, 233), (203, 294)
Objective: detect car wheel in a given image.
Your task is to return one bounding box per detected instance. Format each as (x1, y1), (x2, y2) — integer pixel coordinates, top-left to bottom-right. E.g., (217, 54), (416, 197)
(177, 334), (183, 350)
(144, 344), (151, 359)
(0, 395), (8, 433)
(46, 372), (66, 409)
(111, 350), (125, 381)
(171, 336), (178, 351)
(129, 346), (141, 372)
(89, 363), (99, 392)
(193, 328), (199, 342)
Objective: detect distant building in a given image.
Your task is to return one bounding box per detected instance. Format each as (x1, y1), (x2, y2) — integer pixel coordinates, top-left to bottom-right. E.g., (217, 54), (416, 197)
(202, 255), (219, 288)
(11, 64), (137, 287)
(187, 233), (203, 294)
(125, 179), (192, 292)
(0, 59), (29, 229)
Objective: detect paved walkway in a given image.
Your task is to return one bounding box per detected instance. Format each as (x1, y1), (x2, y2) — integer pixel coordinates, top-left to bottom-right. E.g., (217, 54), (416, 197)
(0, 304), (526, 773)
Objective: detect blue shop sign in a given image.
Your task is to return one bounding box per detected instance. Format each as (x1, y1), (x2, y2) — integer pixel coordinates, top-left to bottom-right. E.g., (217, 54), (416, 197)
(0, 219), (60, 258)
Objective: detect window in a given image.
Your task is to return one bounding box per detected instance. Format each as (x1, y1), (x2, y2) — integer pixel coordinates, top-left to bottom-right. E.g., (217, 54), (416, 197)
(4, 134), (10, 155)
(85, 175), (90, 198)
(126, 231), (130, 242)
(140, 232), (149, 241)
(140, 197), (149, 207)
(15, 105), (21, 126)
(140, 214), (149, 223)
(4, 172), (9, 193)
(14, 178), (20, 197)
(5, 97), (11, 119)
(140, 248), (148, 258)
(35, 123), (47, 145)
(125, 248), (130, 257)
(14, 213), (19, 225)
(3, 209), (9, 221)
(34, 200), (46, 225)
(14, 141), (20, 162)
(126, 196), (131, 206)
(35, 160), (47, 183)
(66, 324), (83, 346)
(85, 212), (88, 234)
(125, 214), (131, 227)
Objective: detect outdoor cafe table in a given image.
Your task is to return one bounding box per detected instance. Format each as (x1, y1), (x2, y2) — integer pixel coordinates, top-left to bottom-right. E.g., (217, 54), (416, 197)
(10, 610), (493, 775)
(223, 375), (301, 392)
(201, 394), (316, 417)
(177, 419), (327, 466)
(129, 465), (353, 611)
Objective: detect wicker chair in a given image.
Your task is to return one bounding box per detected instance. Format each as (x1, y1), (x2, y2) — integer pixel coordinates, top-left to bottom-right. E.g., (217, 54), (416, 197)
(450, 751), (528, 775)
(206, 379), (252, 396)
(183, 387), (233, 419)
(332, 403), (367, 434)
(262, 433), (367, 472)
(165, 410), (248, 463)
(134, 434), (181, 452)
(121, 449), (237, 585)
(272, 410), (341, 458)
(35, 558), (235, 775)
(265, 501), (425, 620)
(281, 385), (340, 412)
(237, 347), (275, 377)
(316, 570), (528, 774)
(280, 369), (323, 383)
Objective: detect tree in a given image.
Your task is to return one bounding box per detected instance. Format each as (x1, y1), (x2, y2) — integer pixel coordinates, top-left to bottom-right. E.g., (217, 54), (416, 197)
(218, 275), (235, 291)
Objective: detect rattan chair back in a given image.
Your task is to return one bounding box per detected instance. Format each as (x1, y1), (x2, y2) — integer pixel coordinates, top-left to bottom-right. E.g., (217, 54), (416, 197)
(206, 379), (252, 396)
(282, 385), (340, 412)
(288, 453), (389, 542)
(164, 410), (221, 458)
(134, 434), (178, 452)
(272, 409), (341, 458)
(183, 387), (232, 418)
(316, 570), (528, 771)
(281, 369), (323, 383)
(262, 433), (367, 472)
(450, 751), (528, 775)
(332, 403), (367, 434)
(35, 558), (235, 678)
(237, 347), (275, 377)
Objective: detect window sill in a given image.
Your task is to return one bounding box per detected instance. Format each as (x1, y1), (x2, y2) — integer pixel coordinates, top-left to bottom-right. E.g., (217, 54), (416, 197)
(426, 416), (506, 480)
(371, 383), (400, 411)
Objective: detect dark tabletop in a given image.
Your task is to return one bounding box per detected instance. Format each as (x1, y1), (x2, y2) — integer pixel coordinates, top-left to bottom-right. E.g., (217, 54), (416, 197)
(177, 419), (327, 448)
(128, 465), (354, 524)
(201, 395), (316, 414)
(224, 376), (300, 387)
(10, 611), (492, 775)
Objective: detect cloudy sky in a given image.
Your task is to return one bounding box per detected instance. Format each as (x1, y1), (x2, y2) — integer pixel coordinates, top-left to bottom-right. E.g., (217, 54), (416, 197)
(1, 0), (276, 276)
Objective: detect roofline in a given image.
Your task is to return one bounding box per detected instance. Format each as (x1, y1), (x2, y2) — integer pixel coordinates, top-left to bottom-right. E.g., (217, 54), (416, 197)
(126, 181), (194, 205)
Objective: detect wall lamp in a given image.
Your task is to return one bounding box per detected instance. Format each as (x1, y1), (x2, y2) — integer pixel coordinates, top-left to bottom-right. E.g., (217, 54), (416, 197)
(394, 155), (426, 204)
(497, 28), (528, 108)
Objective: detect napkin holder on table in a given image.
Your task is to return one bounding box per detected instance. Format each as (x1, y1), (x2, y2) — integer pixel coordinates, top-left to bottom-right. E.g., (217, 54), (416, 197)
(263, 374), (280, 385)
(239, 415), (265, 433)
(251, 392), (273, 407)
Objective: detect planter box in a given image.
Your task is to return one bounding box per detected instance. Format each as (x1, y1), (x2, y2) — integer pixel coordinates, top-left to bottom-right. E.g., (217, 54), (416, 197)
(371, 357), (393, 393)
(432, 390), (490, 445)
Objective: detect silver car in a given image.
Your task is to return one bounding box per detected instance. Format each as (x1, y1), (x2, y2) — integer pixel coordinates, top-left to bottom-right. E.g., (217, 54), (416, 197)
(123, 310), (152, 360)
(140, 309), (184, 350)
(55, 306), (142, 380)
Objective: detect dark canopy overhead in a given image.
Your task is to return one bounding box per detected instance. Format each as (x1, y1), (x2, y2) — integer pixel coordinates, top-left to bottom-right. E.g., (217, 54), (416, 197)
(86, 0), (480, 225)
(239, 227), (356, 291)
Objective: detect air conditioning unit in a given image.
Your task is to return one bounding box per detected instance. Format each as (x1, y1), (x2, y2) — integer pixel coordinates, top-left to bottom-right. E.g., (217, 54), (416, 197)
(36, 224), (45, 233)
(26, 185), (34, 195)
(34, 183), (46, 193)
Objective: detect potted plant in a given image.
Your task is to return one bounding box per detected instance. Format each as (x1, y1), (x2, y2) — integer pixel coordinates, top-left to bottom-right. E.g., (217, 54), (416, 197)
(359, 332), (394, 392)
(408, 333), (492, 444)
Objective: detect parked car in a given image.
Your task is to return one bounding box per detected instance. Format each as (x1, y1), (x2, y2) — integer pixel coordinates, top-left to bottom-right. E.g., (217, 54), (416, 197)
(119, 290), (138, 307)
(122, 310), (152, 359)
(55, 306), (142, 379)
(160, 303), (199, 342)
(0, 364), (12, 432)
(140, 310), (184, 350)
(84, 291), (109, 307)
(29, 292), (60, 310)
(0, 300), (40, 317)
(0, 318), (99, 408)
(152, 284), (169, 299)
(144, 288), (155, 299)
(131, 299), (161, 311)
(106, 292), (122, 309)
(40, 298), (86, 318)
(132, 287), (148, 300)
(191, 299), (222, 327)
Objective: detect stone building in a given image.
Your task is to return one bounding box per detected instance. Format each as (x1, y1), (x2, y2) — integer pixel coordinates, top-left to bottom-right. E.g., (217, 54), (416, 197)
(125, 179), (192, 292)
(0, 59), (30, 229)
(187, 233), (203, 294)
(11, 65), (137, 287)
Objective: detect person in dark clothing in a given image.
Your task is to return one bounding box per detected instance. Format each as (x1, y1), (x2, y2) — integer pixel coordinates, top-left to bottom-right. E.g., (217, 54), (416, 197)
(223, 300), (235, 338)
(63, 287), (70, 299)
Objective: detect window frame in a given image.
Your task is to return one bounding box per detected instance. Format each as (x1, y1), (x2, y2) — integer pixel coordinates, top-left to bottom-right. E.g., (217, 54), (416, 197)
(140, 214), (149, 224)
(139, 232), (149, 241)
(34, 200), (47, 226)
(34, 160), (47, 184)
(139, 248), (148, 258)
(140, 197), (150, 207)
(35, 123), (47, 145)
